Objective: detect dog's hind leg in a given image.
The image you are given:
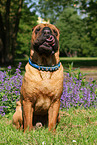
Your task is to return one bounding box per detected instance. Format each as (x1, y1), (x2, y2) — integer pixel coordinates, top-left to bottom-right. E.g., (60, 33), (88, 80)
(22, 100), (33, 132)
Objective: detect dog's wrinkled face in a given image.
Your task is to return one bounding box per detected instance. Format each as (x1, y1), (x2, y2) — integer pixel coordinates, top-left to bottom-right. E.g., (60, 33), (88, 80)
(31, 24), (59, 56)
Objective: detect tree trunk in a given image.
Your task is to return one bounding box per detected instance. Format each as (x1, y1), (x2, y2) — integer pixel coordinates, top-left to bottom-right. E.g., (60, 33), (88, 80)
(5, 0), (11, 63)
(0, 12), (6, 63)
(0, 0), (23, 64)
(11, 0), (23, 60)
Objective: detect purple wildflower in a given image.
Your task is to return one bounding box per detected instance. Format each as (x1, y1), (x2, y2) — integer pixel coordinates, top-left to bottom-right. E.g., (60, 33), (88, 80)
(8, 66), (11, 70)
(0, 62), (23, 115)
(60, 74), (97, 109)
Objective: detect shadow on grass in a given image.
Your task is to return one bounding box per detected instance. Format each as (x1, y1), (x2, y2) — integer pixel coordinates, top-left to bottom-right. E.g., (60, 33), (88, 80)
(61, 59), (97, 68)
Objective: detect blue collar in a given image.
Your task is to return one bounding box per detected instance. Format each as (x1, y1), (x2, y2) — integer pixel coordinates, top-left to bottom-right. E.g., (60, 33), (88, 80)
(29, 58), (61, 72)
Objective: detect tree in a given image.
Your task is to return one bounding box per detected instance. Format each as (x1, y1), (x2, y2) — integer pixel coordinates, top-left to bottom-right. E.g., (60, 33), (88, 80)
(74, 0), (97, 56)
(16, 4), (38, 58)
(37, 0), (97, 57)
(0, 0), (24, 63)
(0, 0), (37, 64)
(85, 1), (97, 56)
(55, 7), (85, 57)
(38, 0), (73, 23)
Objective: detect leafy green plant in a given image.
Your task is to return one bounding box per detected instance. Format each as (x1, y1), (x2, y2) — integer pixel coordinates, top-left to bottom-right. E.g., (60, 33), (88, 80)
(0, 63), (23, 116)
(64, 62), (87, 79)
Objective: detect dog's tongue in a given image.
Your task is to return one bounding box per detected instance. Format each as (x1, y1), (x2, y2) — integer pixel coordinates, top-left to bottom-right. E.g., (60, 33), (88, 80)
(46, 35), (55, 46)
(38, 35), (56, 55)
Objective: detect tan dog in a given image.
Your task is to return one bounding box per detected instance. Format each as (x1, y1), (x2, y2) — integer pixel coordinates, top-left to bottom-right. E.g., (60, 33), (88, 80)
(12, 101), (23, 129)
(20, 24), (63, 132)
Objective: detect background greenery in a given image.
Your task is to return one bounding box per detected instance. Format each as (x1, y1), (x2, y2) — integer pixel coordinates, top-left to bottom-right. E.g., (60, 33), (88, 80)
(0, 0), (97, 64)
(38, 0), (97, 57)
(16, 3), (38, 57)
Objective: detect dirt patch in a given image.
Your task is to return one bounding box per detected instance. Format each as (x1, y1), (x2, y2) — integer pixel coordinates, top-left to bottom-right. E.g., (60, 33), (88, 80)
(64, 67), (97, 81)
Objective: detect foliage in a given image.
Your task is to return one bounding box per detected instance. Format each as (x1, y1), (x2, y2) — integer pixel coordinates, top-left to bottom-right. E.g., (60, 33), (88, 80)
(0, 62), (97, 116)
(61, 63), (97, 109)
(16, 4), (38, 57)
(0, 0), (38, 63)
(55, 7), (86, 57)
(38, 0), (73, 23)
(37, 0), (97, 57)
(0, 0), (24, 63)
(1, 0), (97, 61)
(61, 73), (97, 109)
(76, 0), (97, 56)
(82, 1), (97, 56)
(0, 63), (23, 116)
(64, 62), (87, 78)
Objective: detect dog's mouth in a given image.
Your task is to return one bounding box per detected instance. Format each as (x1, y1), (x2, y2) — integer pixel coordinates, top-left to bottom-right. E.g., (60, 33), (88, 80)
(39, 35), (55, 55)
(33, 34), (58, 55)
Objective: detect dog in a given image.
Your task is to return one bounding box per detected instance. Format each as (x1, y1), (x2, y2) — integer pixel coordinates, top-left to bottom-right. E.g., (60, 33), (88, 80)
(20, 23), (63, 132)
(12, 101), (23, 129)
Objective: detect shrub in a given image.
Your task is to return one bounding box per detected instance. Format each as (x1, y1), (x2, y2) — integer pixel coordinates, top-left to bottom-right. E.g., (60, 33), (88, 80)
(61, 73), (97, 109)
(0, 62), (97, 116)
(0, 62), (23, 116)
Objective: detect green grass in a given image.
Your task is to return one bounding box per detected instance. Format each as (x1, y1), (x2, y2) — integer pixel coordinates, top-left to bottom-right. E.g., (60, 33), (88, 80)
(1, 108), (97, 145)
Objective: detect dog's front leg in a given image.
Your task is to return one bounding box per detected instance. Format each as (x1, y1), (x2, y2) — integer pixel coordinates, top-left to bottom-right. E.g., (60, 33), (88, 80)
(48, 99), (60, 132)
(23, 100), (33, 132)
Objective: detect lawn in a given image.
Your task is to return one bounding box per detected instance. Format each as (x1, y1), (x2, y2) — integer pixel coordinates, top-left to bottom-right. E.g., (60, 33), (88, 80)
(0, 108), (97, 145)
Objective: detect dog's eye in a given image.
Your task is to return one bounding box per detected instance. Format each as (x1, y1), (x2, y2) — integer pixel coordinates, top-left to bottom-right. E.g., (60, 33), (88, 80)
(35, 27), (41, 34)
(53, 29), (58, 36)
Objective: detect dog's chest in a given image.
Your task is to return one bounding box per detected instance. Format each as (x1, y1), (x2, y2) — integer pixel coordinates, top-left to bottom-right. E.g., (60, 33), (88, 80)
(40, 71), (52, 79)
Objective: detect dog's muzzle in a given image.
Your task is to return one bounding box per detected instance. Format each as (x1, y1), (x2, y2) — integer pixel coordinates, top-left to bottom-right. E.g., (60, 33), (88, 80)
(33, 27), (58, 55)
(39, 35), (56, 55)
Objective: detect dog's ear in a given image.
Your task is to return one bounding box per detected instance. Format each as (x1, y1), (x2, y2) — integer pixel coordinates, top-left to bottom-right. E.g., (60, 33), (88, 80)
(55, 26), (60, 33)
(32, 24), (40, 31)
(32, 26), (36, 31)
(52, 26), (60, 37)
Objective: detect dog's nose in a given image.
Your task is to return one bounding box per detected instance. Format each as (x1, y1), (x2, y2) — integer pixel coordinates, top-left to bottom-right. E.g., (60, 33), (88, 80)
(43, 29), (51, 35)
(42, 27), (52, 36)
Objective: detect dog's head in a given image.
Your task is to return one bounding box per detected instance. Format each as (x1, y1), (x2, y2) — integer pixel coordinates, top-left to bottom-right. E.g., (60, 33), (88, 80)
(31, 24), (59, 56)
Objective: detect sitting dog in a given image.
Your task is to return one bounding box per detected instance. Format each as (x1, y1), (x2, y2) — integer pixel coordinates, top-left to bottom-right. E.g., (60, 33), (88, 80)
(12, 101), (23, 129)
(20, 24), (63, 132)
